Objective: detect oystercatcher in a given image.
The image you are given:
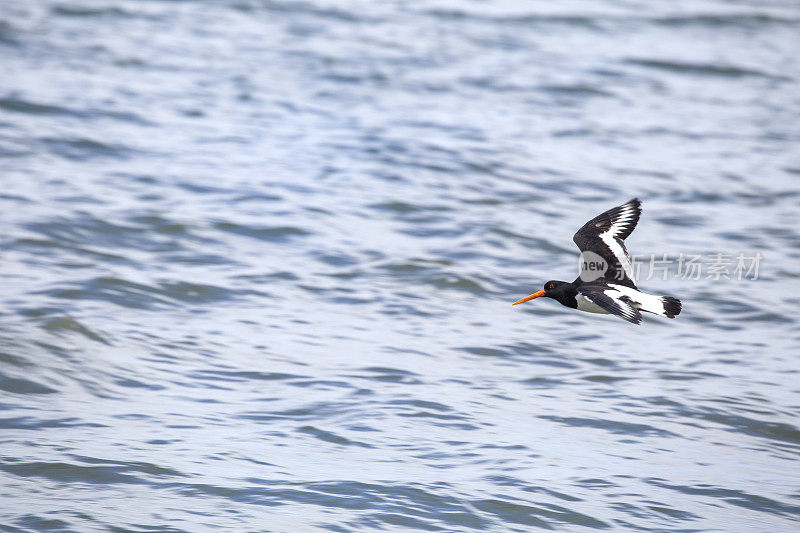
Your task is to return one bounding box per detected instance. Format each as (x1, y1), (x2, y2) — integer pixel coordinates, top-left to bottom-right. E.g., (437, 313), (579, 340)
(512, 198), (681, 324)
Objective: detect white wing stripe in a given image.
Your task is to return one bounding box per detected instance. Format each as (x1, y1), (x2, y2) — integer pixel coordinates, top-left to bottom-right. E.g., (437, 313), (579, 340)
(607, 284), (669, 317)
(608, 207), (637, 238)
(600, 231), (634, 281)
(578, 287), (642, 323)
(602, 289), (638, 319)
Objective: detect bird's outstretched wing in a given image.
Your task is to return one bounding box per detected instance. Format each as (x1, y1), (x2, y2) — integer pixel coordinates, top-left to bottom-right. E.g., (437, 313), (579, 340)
(573, 198), (641, 288)
(577, 286), (642, 325)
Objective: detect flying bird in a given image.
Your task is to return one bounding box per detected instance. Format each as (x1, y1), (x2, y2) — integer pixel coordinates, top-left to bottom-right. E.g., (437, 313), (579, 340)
(512, 198), (681, 324)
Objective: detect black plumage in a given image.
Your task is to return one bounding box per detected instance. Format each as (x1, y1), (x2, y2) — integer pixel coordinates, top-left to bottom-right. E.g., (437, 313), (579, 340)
(513, 199), (681, 324)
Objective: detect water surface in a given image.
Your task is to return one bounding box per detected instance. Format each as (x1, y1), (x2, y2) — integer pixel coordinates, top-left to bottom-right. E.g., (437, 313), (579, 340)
(1, 0), (800, 531)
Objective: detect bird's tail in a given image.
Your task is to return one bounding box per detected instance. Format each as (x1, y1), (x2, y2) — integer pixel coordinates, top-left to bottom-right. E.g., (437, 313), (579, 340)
(661, 297), (682, 318)
(639, 295), (681, 318)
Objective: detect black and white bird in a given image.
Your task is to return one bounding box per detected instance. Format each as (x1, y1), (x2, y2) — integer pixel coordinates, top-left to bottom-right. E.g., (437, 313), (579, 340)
(512, 198), (681, 324)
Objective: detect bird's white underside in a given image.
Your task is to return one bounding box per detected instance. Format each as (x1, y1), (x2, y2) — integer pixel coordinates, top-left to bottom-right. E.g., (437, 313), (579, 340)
(575, 293), (611, 314)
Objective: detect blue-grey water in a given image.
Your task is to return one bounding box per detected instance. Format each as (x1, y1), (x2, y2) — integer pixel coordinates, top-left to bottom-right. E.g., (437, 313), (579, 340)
(2, 1), (800, 531)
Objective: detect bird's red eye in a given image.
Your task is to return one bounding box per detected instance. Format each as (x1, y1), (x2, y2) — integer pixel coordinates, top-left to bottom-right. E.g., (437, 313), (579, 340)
(548, 283), (555, 289)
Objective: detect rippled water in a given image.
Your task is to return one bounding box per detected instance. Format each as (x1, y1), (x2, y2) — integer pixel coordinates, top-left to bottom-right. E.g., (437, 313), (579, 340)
(2, 0), (800, 531)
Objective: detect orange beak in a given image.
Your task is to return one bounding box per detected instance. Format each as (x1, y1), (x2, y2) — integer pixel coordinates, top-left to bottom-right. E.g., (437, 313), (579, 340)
(513, 289), (546, 305)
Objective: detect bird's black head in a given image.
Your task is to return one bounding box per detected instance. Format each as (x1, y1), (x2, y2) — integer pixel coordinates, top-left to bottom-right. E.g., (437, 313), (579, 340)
(513, 280), (568, 305)
(543, 280), (569, 295)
